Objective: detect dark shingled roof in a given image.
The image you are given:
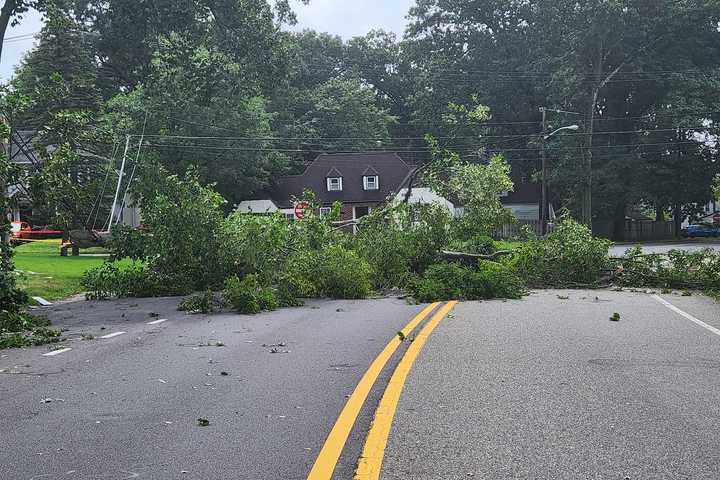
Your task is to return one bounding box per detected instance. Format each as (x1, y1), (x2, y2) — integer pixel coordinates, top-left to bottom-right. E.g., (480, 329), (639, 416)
(270, 152), (412, 207)
(504, 181), (541, 205)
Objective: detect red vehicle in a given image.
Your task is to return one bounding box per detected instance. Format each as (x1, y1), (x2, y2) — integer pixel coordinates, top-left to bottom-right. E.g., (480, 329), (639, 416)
(10, 221), (64, 240)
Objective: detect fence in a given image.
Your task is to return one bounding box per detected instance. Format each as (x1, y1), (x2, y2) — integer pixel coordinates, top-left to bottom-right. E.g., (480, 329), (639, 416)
(593, 220), (675, 242)
(494, 219), (676, 241)
(493, 220), (543, 239)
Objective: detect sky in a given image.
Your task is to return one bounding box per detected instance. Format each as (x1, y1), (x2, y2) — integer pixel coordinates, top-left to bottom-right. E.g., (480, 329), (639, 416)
(0, 0), (415, 81)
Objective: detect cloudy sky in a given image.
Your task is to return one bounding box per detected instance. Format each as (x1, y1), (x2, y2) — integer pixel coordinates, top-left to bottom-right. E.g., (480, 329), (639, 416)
(0, 0), (416, 81)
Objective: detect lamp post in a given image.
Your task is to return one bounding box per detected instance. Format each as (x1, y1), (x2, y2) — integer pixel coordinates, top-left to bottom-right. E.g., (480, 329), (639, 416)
(540, 111), (579, 235)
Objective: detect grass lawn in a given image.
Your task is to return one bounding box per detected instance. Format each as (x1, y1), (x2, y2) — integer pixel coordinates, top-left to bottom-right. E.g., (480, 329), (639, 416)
(495, 240), (524, 251)
(13, 240), (108, 301)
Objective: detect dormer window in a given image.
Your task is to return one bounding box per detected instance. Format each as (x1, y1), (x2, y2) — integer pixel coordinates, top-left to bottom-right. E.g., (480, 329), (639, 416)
(327, 177), (343, 192)
(363, 175), (379, 191)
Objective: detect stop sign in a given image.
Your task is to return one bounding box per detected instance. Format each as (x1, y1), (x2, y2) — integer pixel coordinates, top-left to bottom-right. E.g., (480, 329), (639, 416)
(294, 202), (310, 220)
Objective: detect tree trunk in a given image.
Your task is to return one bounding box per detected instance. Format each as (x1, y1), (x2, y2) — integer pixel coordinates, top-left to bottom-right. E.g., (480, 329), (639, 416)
(655, 203), (664, 222)
(0, 1), (17, 247)
(0, 1), (18, 63)
(612, 202), (626, 242)
(673, 203), (683, 238)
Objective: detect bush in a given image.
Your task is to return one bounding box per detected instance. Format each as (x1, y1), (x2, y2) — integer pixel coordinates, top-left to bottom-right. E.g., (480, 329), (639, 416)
(313, 244), (372, 299)
(354, 203), (451, 289)
(220, 212), (290, 284)
(449, 235), (497, 255)
(465, 261), (525, 300)
(510, 217), (611, 287)
(616, 247), (720, 291)
(410, 261), (524, 303)
(224, 274), (278, 314)
(410, 263), (465, 302)
(81, 260), (170, 299)
(107, 225), (150, 261)
(178, 290), (216, 314)
(139, 167), (226, 290)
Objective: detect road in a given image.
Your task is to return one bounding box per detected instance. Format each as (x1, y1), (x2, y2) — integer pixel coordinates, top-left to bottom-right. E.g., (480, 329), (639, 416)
(1, 290), (719, 479)
(609, 240), (720, 256)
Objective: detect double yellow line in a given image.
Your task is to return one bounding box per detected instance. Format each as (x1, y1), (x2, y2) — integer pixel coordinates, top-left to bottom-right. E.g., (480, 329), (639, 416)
(307, 301), (458, 480)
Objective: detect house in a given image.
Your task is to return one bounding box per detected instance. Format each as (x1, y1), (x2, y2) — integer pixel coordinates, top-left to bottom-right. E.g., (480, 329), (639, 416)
(237, 152), (546, 231)
(239, 152), (415, 223)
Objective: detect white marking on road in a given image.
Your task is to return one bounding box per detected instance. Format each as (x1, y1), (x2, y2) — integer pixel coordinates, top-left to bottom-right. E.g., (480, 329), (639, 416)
(42, 348), (72, 357)
(652, 295), (720, 337)
(147, 318), (167, 325)
(99, 331), (126, 339)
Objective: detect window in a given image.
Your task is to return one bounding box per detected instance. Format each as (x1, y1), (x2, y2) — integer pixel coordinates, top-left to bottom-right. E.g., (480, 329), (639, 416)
(363, 175), (379, 190)
(284, 213), (296, 222)
(327, 177), (343, 191)
(354, 206), (371, 219)
(319, 207), (332, 217)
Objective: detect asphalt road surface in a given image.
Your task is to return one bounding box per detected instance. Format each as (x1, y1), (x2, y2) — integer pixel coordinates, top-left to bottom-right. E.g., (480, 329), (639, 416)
(609, 240), (720, 256)
(382, 290), (720, 479)
(2, 290), (719, 479)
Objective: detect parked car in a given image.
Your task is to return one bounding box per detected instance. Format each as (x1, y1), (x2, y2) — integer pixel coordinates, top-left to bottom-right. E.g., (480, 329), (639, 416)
(681, 223), (720, 238)
(10, 221), (64, 240)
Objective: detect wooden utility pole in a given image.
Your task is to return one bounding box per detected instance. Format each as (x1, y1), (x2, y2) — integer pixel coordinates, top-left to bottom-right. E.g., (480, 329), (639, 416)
(540, 107), (548, 236)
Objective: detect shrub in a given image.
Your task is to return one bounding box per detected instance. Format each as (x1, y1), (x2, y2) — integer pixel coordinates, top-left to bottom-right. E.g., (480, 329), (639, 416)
(510, 217), (611, 287)
(139, 167), (226, 290)
(410, 261), (525, 303)
(355, 203), (451, 289)
(81, 260), (168, 299)
(313, 244), (372, 299)
(449, 235), (497, 255)
(410, 263), (466, 302)
(465, 261), (525, 300)
(107, 225), (150, 261)
(223, 274), (278, 314)
(616, 247), (720, 291)
(220, 212), (290, 284)
(178, 290), (216, 314)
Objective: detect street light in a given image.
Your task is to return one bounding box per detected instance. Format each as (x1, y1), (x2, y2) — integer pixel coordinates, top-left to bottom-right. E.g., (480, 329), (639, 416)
(540, 122), (580, 235)
(544, 124), (580, 140)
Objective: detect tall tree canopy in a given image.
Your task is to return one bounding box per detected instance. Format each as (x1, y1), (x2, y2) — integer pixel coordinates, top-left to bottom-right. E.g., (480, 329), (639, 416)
(7, 0), (720, 239)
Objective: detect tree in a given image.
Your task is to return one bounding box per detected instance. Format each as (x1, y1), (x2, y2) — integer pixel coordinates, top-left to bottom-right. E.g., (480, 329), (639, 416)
(290, 77), (396, 158)
(29, 110), (112, 237)
(12, 13), (111, 128)
(423, 136), (515, 239)
(104, 33), (289, 204)
(0, 0), (57, 59)
(84, 0), (306, 91)
(0, 97), (29, 317)
(404, 0), (720, 239)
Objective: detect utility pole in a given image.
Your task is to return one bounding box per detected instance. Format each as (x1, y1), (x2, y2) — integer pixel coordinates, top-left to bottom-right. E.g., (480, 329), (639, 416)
(540, 107), (548, 236)
(109, 135), (131, 232)
(538, 108), (579, 236)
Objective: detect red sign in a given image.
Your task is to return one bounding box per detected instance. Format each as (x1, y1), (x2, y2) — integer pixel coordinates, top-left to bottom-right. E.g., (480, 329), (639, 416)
(294, 202), (310, 220)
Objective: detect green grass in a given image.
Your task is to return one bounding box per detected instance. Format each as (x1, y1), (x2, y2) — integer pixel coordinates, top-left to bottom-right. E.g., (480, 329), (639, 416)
(13, 240), (108, 301)
(495, 240), (524, 251)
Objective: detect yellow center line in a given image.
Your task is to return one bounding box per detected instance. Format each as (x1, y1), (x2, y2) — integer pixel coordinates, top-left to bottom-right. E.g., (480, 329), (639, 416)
(307, 302), (441, 480)
(355, 301), (458, 480)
